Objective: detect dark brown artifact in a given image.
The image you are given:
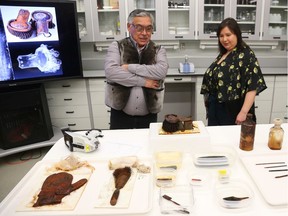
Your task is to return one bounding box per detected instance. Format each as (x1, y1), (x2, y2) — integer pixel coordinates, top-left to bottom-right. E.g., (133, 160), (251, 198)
(162, 114), (180, 132)
(110, 167), (132, 206)
(33, 172), (87, 207)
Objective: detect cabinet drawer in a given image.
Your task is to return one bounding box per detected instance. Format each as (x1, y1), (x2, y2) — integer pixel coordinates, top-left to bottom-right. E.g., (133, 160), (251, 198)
(51, 117), (91, 130)
(92, 104), (110, 117)
(88, 79), (106, 91)
(48, 106), (90, 118)
(90, 92), (105, 105)
(47, 93), (88, 106)
(93, 117), (110, 129)
(45, 79), (87, 93)
(255, 101), (272, 113)
(165, 76), (192, 83)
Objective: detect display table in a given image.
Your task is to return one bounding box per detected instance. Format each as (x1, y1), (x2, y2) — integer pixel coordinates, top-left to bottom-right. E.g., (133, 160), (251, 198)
(0, 123), (287, 216)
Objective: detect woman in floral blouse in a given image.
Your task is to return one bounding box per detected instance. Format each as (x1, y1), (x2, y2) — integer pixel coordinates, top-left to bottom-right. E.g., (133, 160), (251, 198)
(201, 17), (267, 126)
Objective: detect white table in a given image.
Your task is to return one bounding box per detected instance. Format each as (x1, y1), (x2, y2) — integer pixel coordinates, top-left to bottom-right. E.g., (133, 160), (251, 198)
(0, 123), (287, 216)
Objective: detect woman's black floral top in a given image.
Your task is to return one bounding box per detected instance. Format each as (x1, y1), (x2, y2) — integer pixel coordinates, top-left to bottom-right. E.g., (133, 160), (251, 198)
(200, 46), (267, 103)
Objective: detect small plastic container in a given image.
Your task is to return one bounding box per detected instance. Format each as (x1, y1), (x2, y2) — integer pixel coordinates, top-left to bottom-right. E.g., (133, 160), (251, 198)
(155, 151), (183, 169)
(215, 180), (254, 209)
(159, 185), (194, 214)
(155, 151), (182, 187)
(188, 170), (211, 187)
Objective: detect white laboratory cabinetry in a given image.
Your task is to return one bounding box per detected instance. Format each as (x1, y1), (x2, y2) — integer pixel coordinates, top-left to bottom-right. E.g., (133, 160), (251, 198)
(72, 0), (287, 42)
(44, 79), (92, 130)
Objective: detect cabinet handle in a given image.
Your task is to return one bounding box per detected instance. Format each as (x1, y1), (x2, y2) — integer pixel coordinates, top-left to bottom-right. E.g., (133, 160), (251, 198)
(174, 78), (183, 81)
(209, 35), (217, 38)
(273, 37), (281, 40)
(66, 111), (75, 114)
(284, 117), (288, 120)
(106, 37), (115, 40)
(286, 105), (288, 108)
(242, 36), (249, 39)
(175, 36), (183, 39)
(255, 106), (258, 108)
(62, 85), (71, 87)
(68, 123), (76, 126)
(107, 110), (111, 113)
(64, 98), (72, 101)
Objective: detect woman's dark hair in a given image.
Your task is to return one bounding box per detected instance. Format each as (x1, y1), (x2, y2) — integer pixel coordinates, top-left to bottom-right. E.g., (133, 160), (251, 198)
(217, 17), (247, 54)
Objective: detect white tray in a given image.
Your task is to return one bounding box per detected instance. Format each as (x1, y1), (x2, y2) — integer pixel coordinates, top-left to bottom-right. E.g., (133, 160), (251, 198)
(240, 152), (288, 206)
(0, 159), (153, 216)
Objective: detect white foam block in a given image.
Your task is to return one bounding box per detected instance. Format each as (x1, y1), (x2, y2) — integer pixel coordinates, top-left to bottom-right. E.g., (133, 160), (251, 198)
(149, 121), (211, 154)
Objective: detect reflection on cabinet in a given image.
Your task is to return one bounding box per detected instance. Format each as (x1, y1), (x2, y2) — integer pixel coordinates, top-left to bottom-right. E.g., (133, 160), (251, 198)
(88, 78), (111, 129)
(45, 79), (92, 130)
(271, 75), (288, 123)
(262, 0), (288, 40)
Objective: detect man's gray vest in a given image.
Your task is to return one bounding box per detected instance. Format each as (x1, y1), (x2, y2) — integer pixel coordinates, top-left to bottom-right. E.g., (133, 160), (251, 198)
(105, 38), (165, 114)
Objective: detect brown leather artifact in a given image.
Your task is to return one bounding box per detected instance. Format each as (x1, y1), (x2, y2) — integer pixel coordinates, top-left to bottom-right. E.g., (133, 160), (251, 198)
(110, 167), (132, 206)
(33, 172), (87, 207)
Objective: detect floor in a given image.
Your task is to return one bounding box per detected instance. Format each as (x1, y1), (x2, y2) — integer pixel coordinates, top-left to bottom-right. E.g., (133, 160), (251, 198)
(0, 146), (51, 203)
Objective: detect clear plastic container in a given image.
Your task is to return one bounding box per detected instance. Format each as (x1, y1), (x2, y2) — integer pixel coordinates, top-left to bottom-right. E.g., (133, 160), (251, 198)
(159, 185), (194, 214)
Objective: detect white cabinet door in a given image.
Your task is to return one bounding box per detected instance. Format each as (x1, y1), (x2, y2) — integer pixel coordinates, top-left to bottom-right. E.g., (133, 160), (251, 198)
(198, 0), (230, 40)
(162, 0), (196, 40)
(88, 78), (111, 129)
(255, 76), (274, 124)
(262, 0), (288, 41)
(271, 75), (288, 123)
(92, 0), (127, 42)
(230, 0), (264, 40)
(126, 0), (162, 40)
(73, 0), (95, 42)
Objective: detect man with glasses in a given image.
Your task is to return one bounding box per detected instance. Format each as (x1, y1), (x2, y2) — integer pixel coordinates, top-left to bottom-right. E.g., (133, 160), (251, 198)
(105, 9), (169, 129)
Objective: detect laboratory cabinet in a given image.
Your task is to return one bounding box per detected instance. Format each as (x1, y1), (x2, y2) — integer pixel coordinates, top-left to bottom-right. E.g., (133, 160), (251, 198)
(198, 0), (263, 40)
(44, 79), (92, 131)
(72, 0), (287, 42)
(43, 74), (287, 131)
(73, 0), (95, 42)
(162, 0), (197, 40)
(127, 0), (163, 40)
(262, 0), (288, 41)
(271, 75), (288, 123)
(88, 78), (111, 129)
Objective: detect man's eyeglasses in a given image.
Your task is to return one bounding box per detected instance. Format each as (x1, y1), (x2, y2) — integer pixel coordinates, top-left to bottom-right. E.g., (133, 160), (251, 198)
(131, 24), (154, 33)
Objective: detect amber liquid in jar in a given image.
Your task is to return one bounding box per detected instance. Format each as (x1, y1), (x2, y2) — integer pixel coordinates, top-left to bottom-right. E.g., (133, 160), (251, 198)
(268, 118), (284, 150)
(239, 114), (256, 151)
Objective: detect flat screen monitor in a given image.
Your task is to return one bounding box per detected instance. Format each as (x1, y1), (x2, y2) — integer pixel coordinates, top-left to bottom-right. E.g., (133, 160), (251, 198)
(0, 0), (83, 88)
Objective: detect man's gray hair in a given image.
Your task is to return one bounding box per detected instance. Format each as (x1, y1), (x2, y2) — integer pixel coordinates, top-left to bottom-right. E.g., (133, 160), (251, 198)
(127, 9), (154, 24)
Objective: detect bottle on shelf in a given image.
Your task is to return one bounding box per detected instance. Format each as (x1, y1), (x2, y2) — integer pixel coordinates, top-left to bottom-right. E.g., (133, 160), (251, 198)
(268, 118), (284, 150)
(239, 113), (256, 151)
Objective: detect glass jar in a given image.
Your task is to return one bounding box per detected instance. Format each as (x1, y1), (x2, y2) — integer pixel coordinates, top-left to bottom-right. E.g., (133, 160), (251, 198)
(268, 118), (284, 150)
(239, 113), (256, 151)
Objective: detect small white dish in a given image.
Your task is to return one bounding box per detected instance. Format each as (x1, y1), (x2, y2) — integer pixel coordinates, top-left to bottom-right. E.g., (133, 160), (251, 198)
(215, 180), (254, 209)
